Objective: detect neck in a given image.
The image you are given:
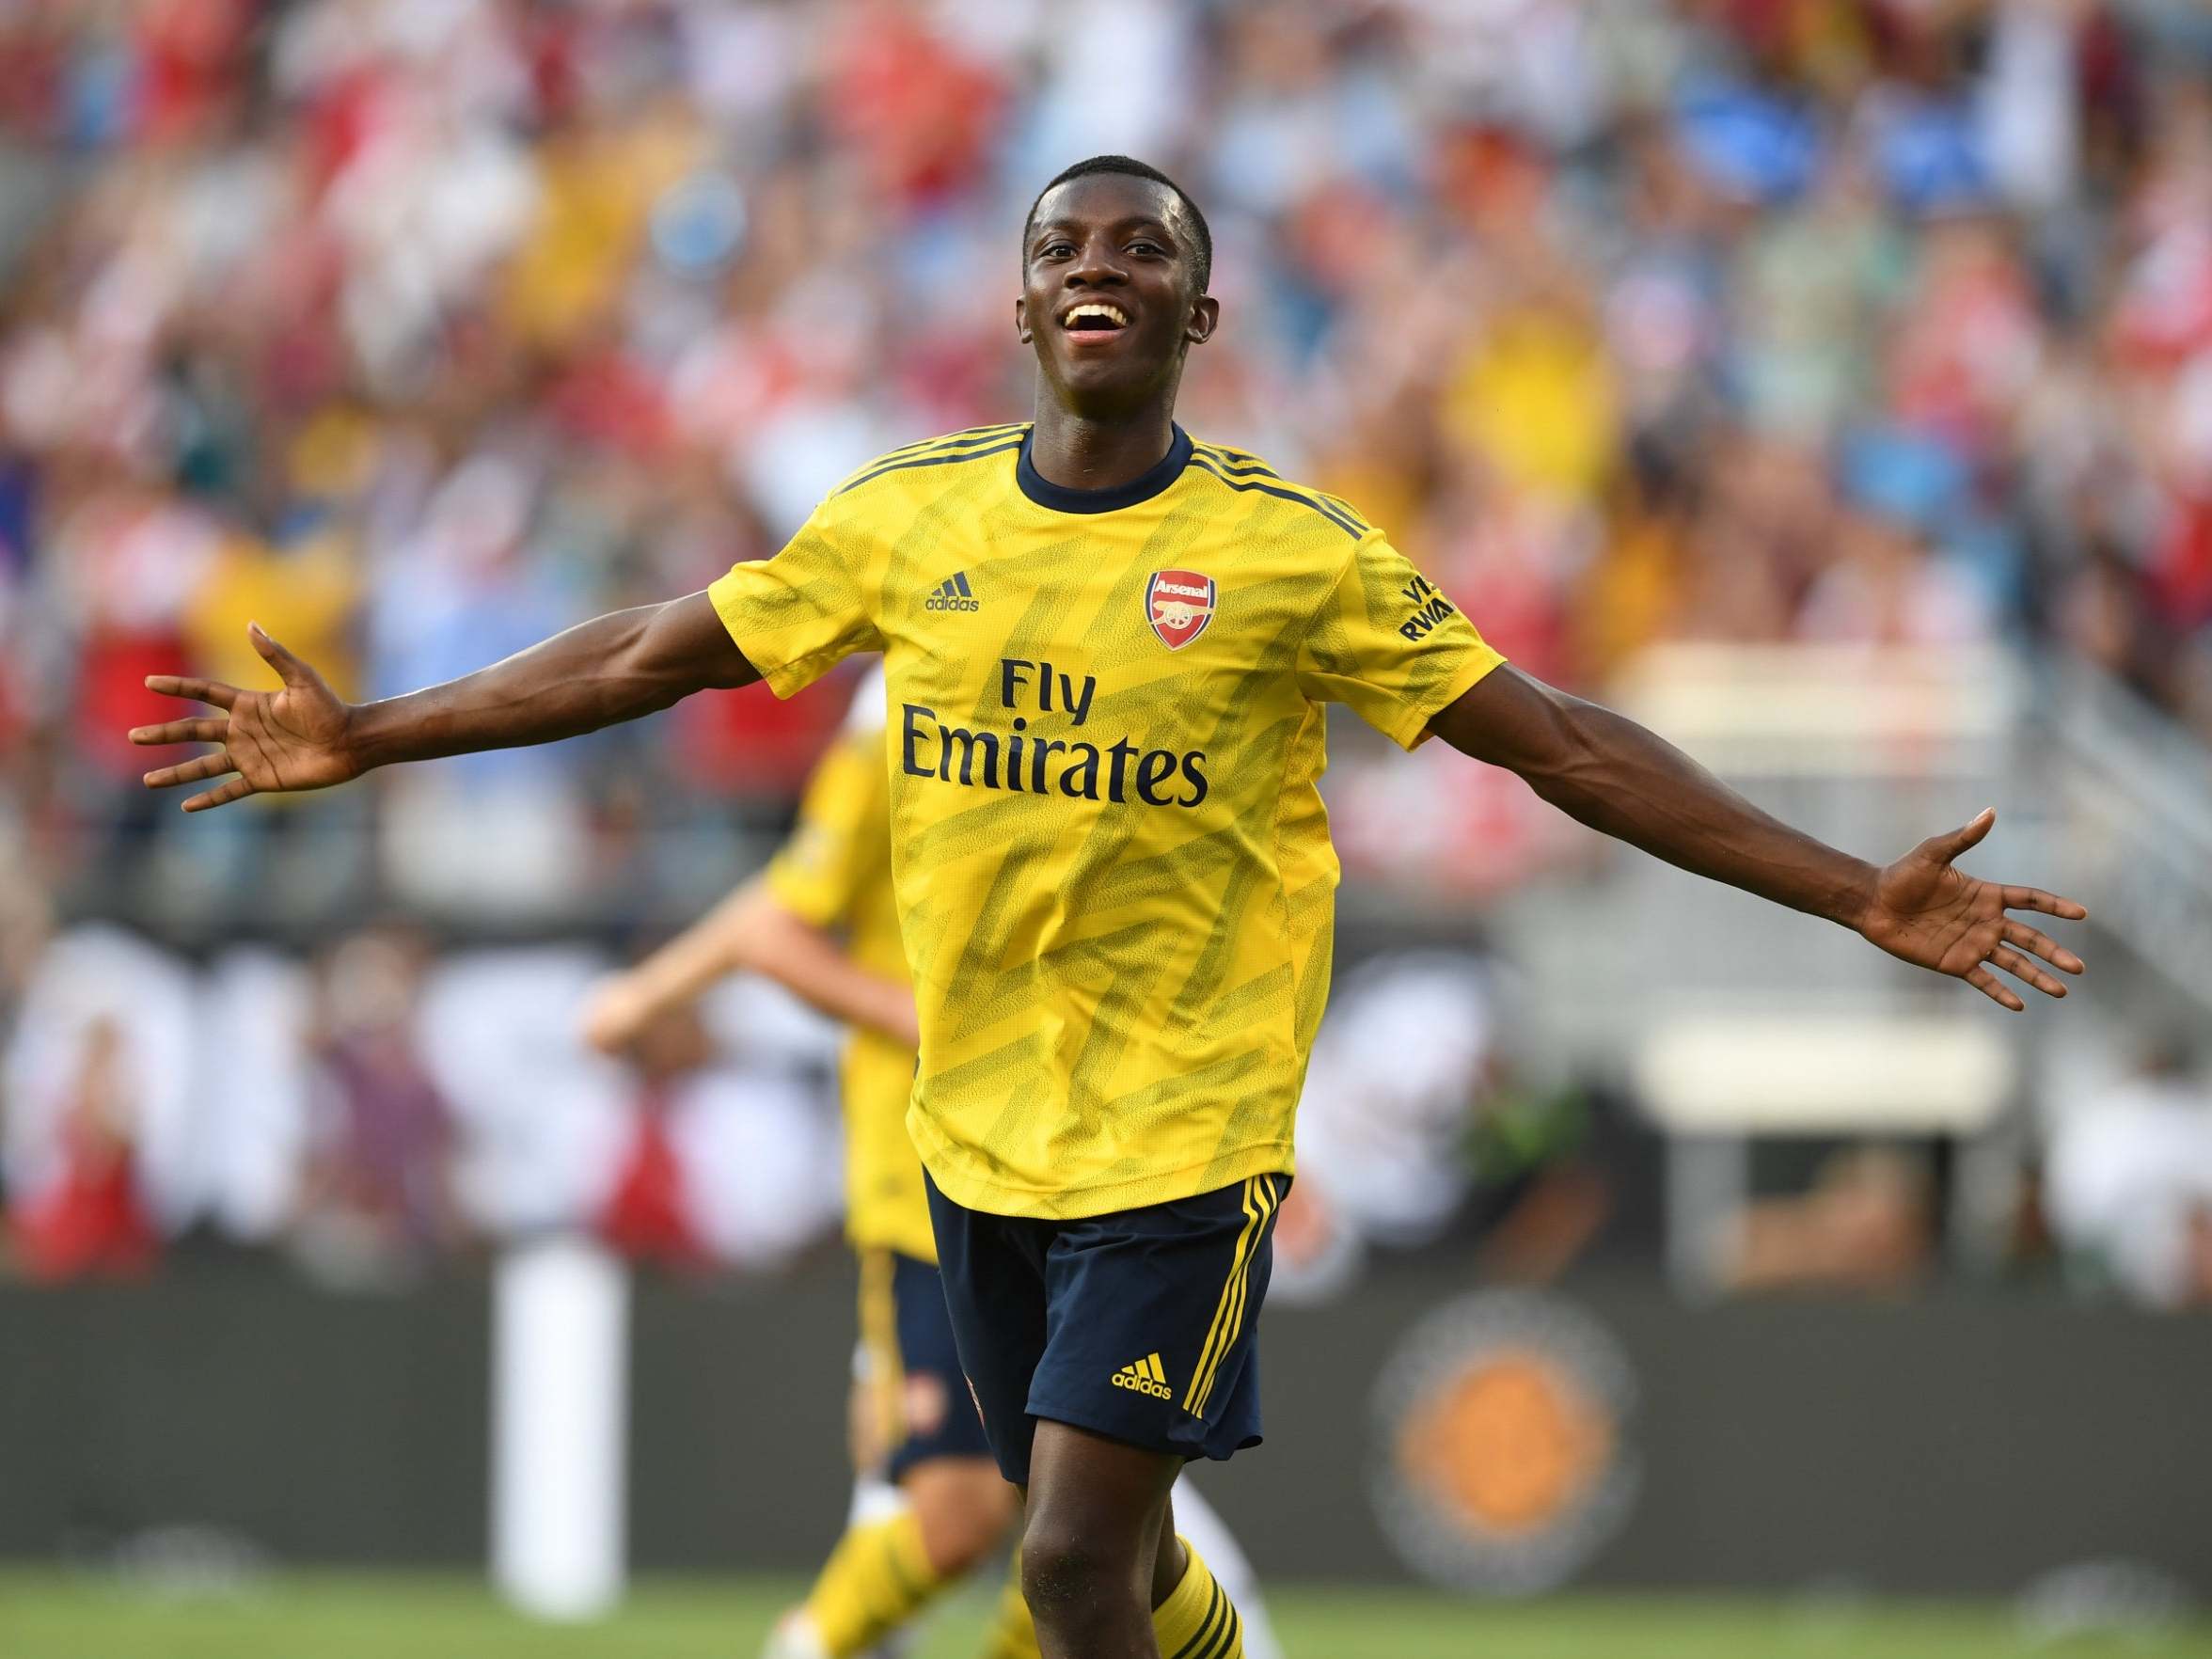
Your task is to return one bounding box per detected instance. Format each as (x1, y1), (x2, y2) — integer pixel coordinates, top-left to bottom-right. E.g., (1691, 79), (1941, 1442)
(1025, 395), (1179, 492)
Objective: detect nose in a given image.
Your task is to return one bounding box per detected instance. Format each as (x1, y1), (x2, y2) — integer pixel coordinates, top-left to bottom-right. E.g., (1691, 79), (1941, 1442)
(1066, 234), (1127, 289)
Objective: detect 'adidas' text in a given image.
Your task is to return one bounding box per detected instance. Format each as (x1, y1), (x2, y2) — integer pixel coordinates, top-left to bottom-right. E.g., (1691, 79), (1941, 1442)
(1112, 1353), (1174, 1399)
(925, 572), (980, 612)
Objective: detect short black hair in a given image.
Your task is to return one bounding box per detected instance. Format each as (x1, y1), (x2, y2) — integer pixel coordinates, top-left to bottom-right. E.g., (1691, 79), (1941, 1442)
(1022, 155), (1212, 293)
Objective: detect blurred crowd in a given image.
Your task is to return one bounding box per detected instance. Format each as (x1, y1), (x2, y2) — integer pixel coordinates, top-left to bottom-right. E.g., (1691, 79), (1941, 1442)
(4, 2), (2212, 1304)
(8, 906), (2209, 1312)
(2, 919), (848, 1285)
(1, 0), (2210, 916)
(0, 913), (1534, 1293)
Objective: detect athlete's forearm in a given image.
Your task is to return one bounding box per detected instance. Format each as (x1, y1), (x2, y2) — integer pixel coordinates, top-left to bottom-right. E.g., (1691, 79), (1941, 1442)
(727, 889), (922, 1050)
(1533, 698), (1876, 923)
(598, 877), (919, 1049)
(348, 592), (757, 772)
(1434, 668), (1877, 926)
(611, 879), (772, 1023)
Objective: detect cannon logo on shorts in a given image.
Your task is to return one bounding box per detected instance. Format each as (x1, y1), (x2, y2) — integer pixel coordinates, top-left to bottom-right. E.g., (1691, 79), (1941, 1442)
(1146, 570), (1215, 650)
(1112, 1352), (1174, 1398)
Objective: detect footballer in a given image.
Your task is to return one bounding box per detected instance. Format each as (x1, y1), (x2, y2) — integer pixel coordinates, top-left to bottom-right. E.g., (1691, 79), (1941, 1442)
(134, 156), (2086, 1658)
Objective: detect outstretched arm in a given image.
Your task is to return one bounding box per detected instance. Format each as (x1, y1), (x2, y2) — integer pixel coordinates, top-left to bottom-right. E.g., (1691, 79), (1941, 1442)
(582, 876), (920, 1053)
(133, 592), (757, 812)
(1429, 666), (2088, 1011)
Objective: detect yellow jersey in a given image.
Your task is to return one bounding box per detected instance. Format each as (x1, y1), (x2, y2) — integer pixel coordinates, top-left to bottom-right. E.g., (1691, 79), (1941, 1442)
(711, 423), (1502, 1220)
(761, 674), (936, 1264)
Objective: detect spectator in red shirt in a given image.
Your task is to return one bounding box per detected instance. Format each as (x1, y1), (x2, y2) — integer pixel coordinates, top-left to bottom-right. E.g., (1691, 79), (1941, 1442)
(10, 1017), (159, 1282)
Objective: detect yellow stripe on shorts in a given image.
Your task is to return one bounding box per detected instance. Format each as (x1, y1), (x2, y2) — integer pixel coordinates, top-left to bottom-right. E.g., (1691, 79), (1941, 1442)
(1183, 1176), (1282, 1419)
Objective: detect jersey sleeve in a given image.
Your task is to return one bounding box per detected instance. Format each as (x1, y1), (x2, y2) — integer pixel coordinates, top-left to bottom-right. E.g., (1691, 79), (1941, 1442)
(763, 723), (890, 930)
(708, 493), (885, 698)
(1296, 532), (1505, 750)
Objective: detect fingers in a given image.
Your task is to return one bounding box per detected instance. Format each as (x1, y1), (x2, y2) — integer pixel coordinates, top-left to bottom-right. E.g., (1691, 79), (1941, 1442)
(1921, 807), (1997, 866)
(1988, 944), (2068, 1000)
(1963, 964), (2026, 1013)
(2003, 920), (2084, 976)
(129, 716), (228, 747)
(143, 750), (238, 790)
(249, 622), (314, 689)
(1964, 933), (2074, 1004)
(182, 776), (259, 813)
(143, 674), (239, 711)
(2003, 886), (2089, 922)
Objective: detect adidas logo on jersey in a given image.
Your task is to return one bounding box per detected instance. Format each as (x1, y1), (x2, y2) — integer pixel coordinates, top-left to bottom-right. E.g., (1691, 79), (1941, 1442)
(1112, 1352), (1174, 1399)
(924, 572), (980, 612)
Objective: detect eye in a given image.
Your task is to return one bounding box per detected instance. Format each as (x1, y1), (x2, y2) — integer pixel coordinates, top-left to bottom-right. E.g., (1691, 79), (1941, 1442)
(1038, 240), (1075, 260)
(1129, 240), (1164, 257)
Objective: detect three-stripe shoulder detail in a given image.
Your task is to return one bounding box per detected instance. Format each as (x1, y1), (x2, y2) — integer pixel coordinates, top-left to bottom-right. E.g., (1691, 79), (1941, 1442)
(881, 421), (1029, 463)
(835, 424), (1030, 496)
(1186, 443), (1370, 539)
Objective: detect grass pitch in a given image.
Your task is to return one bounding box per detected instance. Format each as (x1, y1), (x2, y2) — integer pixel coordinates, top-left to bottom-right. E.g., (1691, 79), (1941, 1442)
(2, 1571), (2207, 1658)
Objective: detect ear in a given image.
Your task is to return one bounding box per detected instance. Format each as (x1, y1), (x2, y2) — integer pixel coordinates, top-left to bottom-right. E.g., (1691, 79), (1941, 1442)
(1184, 294), (1220, 347)
(1015, 294), (1033, 345)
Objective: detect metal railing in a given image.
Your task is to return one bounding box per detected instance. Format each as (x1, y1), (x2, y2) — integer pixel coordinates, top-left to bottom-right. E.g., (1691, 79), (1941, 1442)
(2040, 657), (2212, 1020)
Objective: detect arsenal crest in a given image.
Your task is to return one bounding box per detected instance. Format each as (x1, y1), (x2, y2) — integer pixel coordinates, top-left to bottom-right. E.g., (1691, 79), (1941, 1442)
(1146, 570), (1216, 650)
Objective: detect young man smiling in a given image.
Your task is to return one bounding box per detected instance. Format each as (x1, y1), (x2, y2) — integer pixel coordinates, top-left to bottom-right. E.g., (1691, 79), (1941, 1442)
(134, 155), (2087, 1659)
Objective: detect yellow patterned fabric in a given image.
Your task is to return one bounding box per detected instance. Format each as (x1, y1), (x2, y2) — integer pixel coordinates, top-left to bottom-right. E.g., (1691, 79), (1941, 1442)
(763, 698), (936, 1263)
(1151, 1540), (1244, 1658)
(712, 424), (1502, 1220)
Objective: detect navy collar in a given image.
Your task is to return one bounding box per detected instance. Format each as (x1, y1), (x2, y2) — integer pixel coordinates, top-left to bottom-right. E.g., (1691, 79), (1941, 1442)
(1016, 424), (1193, 514)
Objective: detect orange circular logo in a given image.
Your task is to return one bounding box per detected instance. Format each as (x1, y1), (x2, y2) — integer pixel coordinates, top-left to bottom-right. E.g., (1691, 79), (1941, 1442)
(1370, 1292), (1638, 1593)
(1398, 1347), (1614, 1534)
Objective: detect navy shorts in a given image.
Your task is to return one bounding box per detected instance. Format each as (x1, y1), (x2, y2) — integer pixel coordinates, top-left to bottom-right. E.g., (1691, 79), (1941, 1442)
(858, 1250), (995, 1482)
(924, 1170), (1288, 1487)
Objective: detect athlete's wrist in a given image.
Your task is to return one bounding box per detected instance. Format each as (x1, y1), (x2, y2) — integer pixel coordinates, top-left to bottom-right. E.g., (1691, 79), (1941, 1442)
(1829, 857), (1885, 933)
(340, 695), (407, 775)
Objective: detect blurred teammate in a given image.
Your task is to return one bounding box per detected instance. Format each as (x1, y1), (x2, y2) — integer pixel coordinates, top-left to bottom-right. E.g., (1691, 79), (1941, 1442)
(581, 669), (1280, 1659)
(134, 154), (2087, 1658)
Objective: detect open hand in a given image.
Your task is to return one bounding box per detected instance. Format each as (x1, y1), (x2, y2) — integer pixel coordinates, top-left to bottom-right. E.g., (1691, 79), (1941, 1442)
(1856, 808), (2087, 1011)
(132, 624), (361, 812)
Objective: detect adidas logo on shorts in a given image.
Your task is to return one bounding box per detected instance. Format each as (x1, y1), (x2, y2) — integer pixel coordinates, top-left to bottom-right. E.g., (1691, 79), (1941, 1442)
(924, 571), (979, 611)
(1112, 1352), (1174, 1399)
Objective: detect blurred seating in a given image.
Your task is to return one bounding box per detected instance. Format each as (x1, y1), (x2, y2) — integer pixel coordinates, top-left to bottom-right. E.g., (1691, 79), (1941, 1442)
(0, 1), (2206, 926)
(2, 2), (2210, 1302)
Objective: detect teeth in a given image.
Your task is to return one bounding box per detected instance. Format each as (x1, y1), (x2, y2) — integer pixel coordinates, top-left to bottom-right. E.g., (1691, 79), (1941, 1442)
(1065, 305), (1128, 326)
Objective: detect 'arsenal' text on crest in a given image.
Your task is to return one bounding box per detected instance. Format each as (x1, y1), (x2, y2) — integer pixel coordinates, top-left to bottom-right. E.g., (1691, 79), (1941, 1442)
(1146, 570), (1216, 650)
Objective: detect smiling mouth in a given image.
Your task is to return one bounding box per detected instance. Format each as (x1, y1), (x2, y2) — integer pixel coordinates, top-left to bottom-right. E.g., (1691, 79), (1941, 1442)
(1059, 302), (1130, 337)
